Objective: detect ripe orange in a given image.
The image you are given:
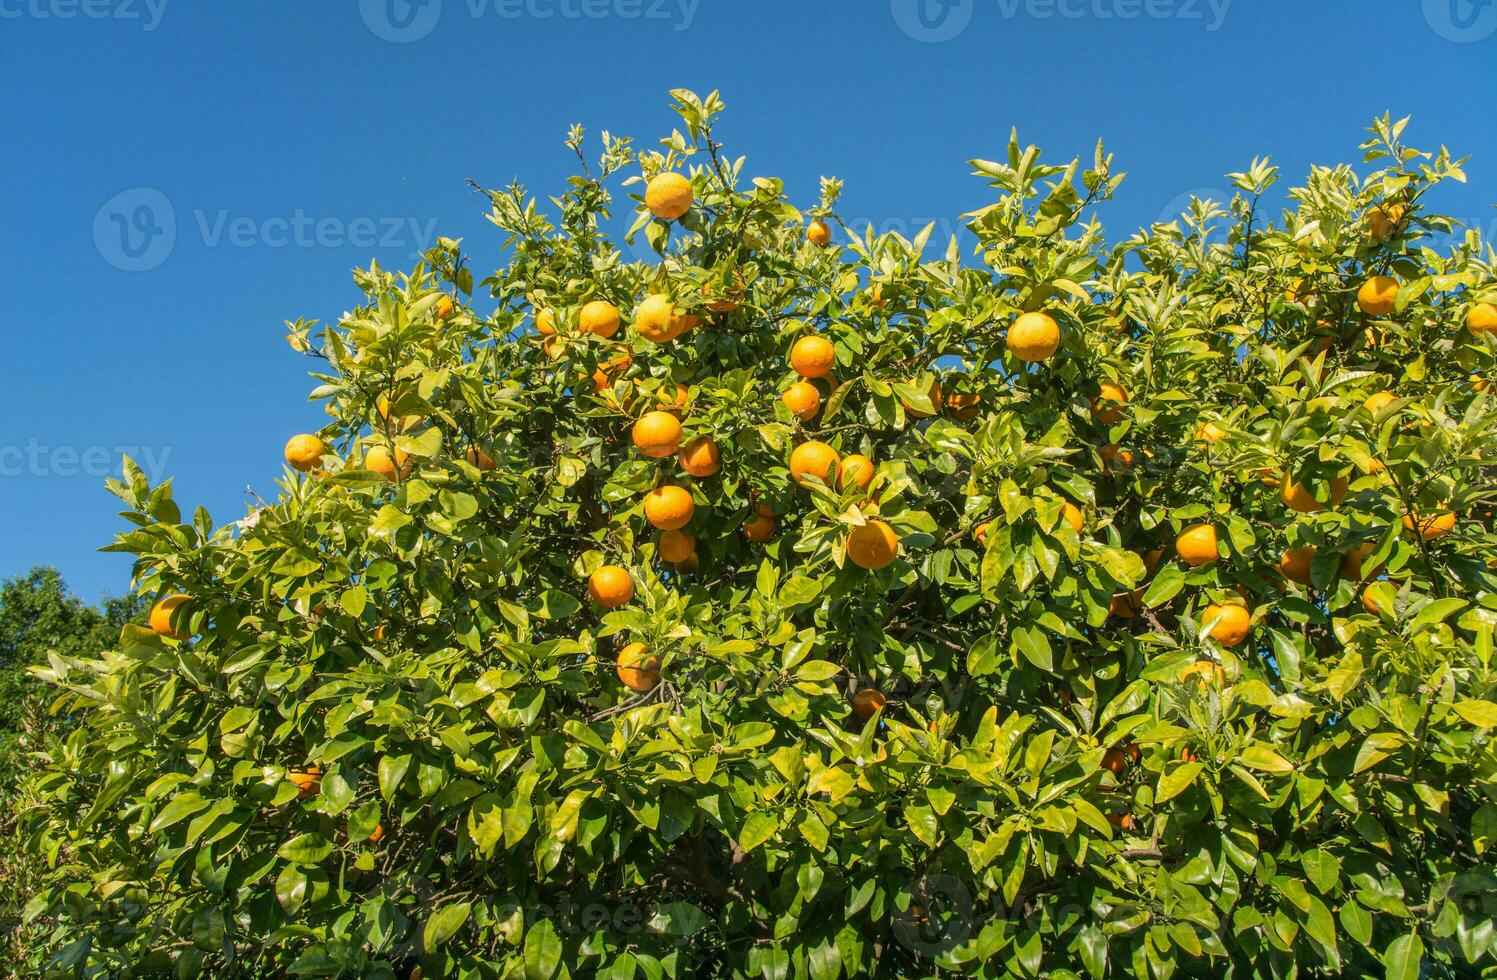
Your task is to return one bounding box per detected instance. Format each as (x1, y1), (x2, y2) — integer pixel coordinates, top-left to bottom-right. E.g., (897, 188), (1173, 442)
(839, 454), (875, 491)
(901, 378), (943, 419)
(1176, 524), (1219, 566)
(616, 642), (662, 692)
(1341, 543), (1375, 581)
(149, 594), (193, 640)
(535, 308), (556, 335)
(1468, 302), (1497, 334)
(1357, 275), (1399, 316)
(366, 445), (412, 483)
(1101, 747), (1128, 776)
(851, 688), (887, 719)
(1364, 391), (1396, 413)
(634, 294), (696, 343)
(288, 766), (322, 799)
(1195, 421), (1227, 443)
(1280, 473), (1348, 513)
(1099, 444), (1134, 470)
(947, 391), (980, 420)
(1367, 203), (1404, 241)
(1179, 660), (1226, 685)
(782, 381), (821, 421)
(1106, 812), (1137, 832)
(464, 446), (496, 471)
(367, 823), (386, 844)
(284, 434), (326, 473)
(645, 172), (693, 221)
(579, 300), (621, 338)
(790, 335), (836, 378)
(1007, 311), (1060, 362)
(973, 521), (991, 547)
(436, 296), (455, 320)
(632, 411), (683, 459)
(1278, 546), (1315, 586)
(644, 486), (694, 530)
(806, 219), (831, 247)
(592, 352), (633, 394)
(743, 513), (775, 542)
(588, 565), (635, 608)
(789, 441), (840, 487)
(1061, 502), (1084, 535)
(679, 436), (721, 477)
(847, 520), (899, 569)
(1092, 382), (1129, 425)
(1202, 602), (1252, 647)
(658, 529), (696, 563)
(1403, 510), (1456, 541)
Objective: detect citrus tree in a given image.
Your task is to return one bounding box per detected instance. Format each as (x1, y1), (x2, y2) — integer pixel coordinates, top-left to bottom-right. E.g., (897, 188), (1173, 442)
(21, 92), (1497, 978)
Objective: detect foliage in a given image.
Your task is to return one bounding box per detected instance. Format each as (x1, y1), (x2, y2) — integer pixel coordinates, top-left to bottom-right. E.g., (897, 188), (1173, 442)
(21, 94), (1497, 978)
(0, 569), (140, 972)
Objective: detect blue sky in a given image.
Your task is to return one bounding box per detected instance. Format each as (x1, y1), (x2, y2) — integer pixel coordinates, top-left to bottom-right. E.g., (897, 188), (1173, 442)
(2, 0), (1494, 603)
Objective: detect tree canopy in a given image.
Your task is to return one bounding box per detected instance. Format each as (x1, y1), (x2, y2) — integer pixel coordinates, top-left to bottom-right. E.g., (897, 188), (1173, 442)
(21, 92), (1497, 978)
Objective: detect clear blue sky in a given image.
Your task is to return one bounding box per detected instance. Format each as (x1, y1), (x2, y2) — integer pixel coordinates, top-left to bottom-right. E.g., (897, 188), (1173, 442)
(2, 0), (1494, 603)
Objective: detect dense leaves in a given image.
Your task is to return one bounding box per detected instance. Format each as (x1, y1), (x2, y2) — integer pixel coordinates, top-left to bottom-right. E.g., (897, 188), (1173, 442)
(20, 94), (1497, 977)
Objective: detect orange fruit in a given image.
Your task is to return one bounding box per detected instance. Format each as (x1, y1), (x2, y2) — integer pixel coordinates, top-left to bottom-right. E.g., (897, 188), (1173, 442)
(632, 411), (683, 459)
(790, 335), (836, 378)
(645, 172), (693, 221)
(616, 642), (662, 692)
(1176, 524), (1219, 566)
(1202, 602), (1252, 647)
(1141, 548), (1164, 573)
(634, 294), (696, 343)
(1472, 374), (1489, 393)
(1101, 748), (1128, 776)
(1106, 812), (1137, 831)
(1007, 311), (1061, 362)
(782, 381), (821, 421)
(867, 283), (887, 309)
(535, 308), (556, 335)
(367, 823), (386, 844)
(851, 688), (886, 719)
(679, 437), (721, 477)
(1280, 473), (1348, 513)
(1109, 590), (1143, 619)
(644, 486), (694, 530)
(288, 765), (322, 799)
(1341, 543), (1376, 581)
(579, 300), (621, 338)
(901, 378), (943, 419)
(806, 219), (832, 247)
(947, 391), (980, 420)
(284, 434), (326, 473)
(1179, 660), (1226, 685)
(1092, 382), (1129, 425)
(1195, 421), (1227, 443)
(588, 565), (635, 608)
(847, 520), (899, 569)
(592, 352), (633, 394)
(436, 296), (455, 320)
(658, 529), (696, 563)
(149, 594), (193, 640)
(973, 522), (991, 547)
(1099, 444), (1135, 470)
(1364, 391), (1396, 413)
(702, 273), (745, 313)
(743, 513), (775, 542)
(464, 447), (496, 471)
(1468, 302), (1497, 335)
(1403, 510), (1456, 541)
(1367, 203), (1405, 242)
(789, 441), (840, 487)
(1361, 583), (1385, 617)
(1357, 276), (1399, 316)
(366, 445), (412, 483)
(1278, 546), (1315, 586)
(1061, 502), (1084, 535)
(839, 454), (875, 491)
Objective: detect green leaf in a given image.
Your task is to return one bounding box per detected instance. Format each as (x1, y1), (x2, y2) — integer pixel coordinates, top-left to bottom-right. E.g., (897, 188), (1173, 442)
(423, 901), (472, 951)
(650, 901), (708, 938)
(1382, 930), (1423, 980)
(1156, 762), (1204, 803)
(739, 811), (778, 853)
(277, 833), (332, 865)
(1453, 699), (1497, 728)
